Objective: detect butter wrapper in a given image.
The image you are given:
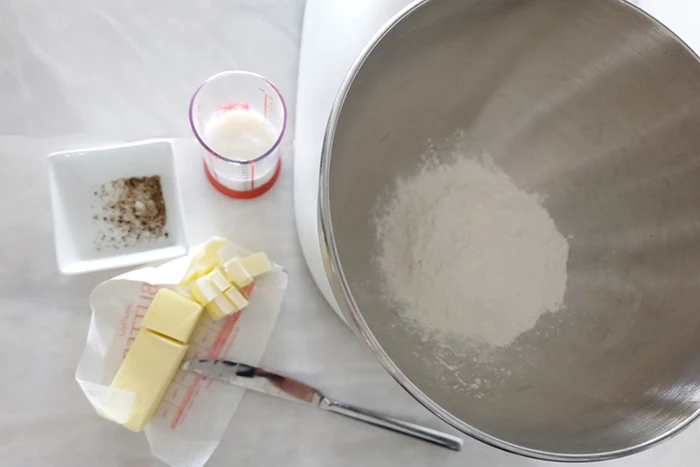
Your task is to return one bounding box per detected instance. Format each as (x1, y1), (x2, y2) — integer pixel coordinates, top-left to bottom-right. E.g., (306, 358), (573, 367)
(75, 241), (288, 467)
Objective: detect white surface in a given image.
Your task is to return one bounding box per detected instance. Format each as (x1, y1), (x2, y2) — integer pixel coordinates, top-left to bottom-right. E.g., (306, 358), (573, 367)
(48, 139), (188, 274)
(2, 1), (700, 467)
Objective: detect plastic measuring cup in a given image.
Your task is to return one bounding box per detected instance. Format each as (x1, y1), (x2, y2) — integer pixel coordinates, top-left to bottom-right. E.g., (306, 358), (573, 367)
(189, 71), (287, 198)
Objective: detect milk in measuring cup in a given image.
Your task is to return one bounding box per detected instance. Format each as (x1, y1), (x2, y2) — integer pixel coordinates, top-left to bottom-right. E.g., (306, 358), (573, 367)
(204, 109), (277, 161)
(203, 109), (280, 190)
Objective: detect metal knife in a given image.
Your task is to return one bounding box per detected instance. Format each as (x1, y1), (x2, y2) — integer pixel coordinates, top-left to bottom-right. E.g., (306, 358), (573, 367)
(182, 359), (463, 451)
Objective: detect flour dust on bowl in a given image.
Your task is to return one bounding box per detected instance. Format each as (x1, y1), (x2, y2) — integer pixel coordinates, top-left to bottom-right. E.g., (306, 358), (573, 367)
(319, 0), (700, 461)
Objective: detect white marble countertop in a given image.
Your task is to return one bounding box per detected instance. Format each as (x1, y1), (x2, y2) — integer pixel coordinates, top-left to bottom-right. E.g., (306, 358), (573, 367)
(2, 0), (700, 466)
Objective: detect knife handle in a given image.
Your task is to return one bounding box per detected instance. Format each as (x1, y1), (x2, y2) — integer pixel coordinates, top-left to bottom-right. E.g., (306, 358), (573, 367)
(319, 397), (463, 451)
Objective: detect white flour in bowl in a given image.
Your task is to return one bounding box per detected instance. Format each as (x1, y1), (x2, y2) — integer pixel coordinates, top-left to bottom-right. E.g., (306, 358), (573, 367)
(374, 154), (569, 348)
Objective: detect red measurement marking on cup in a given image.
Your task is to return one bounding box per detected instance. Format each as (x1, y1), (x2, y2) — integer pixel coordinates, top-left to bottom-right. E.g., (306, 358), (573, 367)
(264, 94), (268, 117)
(221, 102), (249, 111)
(168, 312), (243, 430)
(204, 159), (281, 199)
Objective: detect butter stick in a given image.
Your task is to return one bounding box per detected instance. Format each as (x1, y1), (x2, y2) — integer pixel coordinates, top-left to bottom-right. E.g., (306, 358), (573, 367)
(103, 330), (187, 432)
(240, 252), (272, 278)
(141, 289), (202, 344)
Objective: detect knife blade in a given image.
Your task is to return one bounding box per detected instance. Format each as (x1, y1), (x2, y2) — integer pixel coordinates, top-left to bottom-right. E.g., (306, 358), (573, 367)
(182, 359), (325, 406)
(182, 359), (463, 451)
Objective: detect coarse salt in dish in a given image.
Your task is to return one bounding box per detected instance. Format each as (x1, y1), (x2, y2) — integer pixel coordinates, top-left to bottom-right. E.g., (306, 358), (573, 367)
(47, 139), (188, 275)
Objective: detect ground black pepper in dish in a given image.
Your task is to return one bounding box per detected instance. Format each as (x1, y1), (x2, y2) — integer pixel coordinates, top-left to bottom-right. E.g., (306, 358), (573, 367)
(91, 176), (168, 250)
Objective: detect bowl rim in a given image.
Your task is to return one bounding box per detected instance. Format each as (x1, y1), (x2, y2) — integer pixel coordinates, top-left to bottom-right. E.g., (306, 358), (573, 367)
(317, 0), (700, 461)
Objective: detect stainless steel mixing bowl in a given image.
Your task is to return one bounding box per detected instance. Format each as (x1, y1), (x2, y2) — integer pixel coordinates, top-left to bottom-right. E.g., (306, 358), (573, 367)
(318, 0), (700, 461)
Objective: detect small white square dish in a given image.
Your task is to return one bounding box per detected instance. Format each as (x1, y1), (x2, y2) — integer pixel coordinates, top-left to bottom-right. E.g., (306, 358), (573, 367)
(48, 139), (189, 275)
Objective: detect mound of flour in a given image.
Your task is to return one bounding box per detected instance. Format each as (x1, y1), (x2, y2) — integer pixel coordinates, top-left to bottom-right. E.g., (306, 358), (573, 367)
(375, 155), (569, 347)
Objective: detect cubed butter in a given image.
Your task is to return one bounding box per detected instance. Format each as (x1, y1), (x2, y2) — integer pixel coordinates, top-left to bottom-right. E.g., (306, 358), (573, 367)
(105, 330), (187, 432)
(190, 276), (220, 306)
(179, 236), (228, 288)
(195, 249), (221, 275)
(205, 294), (240, 321)
(240, 252), (272, 278)
(205, 268), (231, 292)
(224, 286), (249, 310)
(141, 289), (203, 344)
(223, 257), (253, 289)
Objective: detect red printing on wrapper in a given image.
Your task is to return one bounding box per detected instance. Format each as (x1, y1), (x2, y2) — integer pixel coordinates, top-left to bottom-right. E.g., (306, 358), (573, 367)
(121, 283), (160, 358)
(165, 312), (241, 429)
(117, 282), (257, 431)
(167, 283), (255, 429)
